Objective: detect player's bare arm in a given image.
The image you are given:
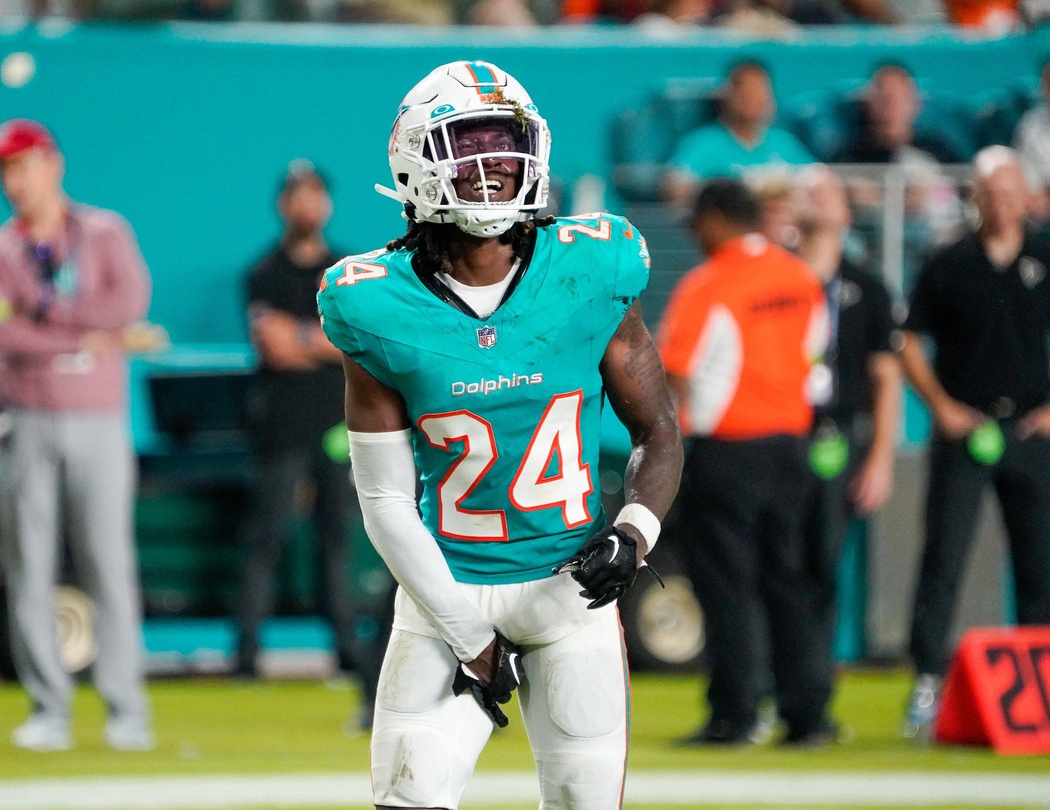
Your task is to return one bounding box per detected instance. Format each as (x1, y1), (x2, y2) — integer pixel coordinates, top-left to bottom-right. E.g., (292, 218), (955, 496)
(600, 301), (684, 564)
(341, 352), (411, 433)
(554, 301), (683, 610)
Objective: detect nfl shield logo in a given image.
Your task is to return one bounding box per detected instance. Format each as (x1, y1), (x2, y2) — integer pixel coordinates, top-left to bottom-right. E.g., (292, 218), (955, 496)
(476, 325), (497, 349)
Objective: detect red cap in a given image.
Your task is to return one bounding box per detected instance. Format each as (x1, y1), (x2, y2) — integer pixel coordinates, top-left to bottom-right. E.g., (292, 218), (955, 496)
(0, 119), (57, 160)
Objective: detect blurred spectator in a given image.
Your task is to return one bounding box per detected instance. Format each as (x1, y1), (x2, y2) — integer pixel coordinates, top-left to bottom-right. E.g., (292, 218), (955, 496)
(711, 0), (796, 32)
(663, 61), (814, 205)
(466, 0), (539, 24)
(338, 0), (449, 21)
(456, 0), (562, 22)
(658, 179), (831, 746)
(753, 172), (801, 250)
(888, 0), (945, 21)
(753, 0), (900, 23)
(560, 0), (645, 22)
(834, 65), (963, 165)
(337, 0), (453, 23)
(1013, 58), (1050, 223)
(827, 0), (902, 22)
(754, 0), (838, 22)
(898, 146), (1050, 742)
(632, 0), (711, 31)
(0, 0), (92, 17)
(795, 165), (901, 736)
(85, 0), (241, 19)
(835, 65), (965, 293)
(178, 0), (235, 19)
(234, 160), (366, 692)
(0, 120), (155, 752)
(943, 0), (1018, 31)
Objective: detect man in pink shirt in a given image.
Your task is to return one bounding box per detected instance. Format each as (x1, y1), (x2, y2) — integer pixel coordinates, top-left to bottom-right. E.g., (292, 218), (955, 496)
(0, 120), (154, 751)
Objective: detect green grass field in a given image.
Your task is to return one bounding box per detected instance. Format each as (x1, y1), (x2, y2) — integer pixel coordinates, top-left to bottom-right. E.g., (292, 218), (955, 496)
(1, 669), (1048, 808)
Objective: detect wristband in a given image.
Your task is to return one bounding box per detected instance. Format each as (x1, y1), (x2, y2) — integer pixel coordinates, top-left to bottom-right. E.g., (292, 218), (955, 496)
(614, 502), (661, 554)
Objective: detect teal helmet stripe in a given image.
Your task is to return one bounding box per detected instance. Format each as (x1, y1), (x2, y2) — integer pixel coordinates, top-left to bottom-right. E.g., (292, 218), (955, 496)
(466, 61), (500, 95)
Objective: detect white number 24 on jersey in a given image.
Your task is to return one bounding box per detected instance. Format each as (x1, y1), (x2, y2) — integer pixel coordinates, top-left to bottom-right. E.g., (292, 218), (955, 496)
(417, 391), (593, 542)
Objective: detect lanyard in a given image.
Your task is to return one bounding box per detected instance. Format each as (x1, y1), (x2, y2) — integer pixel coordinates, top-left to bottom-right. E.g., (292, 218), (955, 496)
(22, 207), (81, 322)
(825, 275), (841, 361)
(814, 274), (842, 417)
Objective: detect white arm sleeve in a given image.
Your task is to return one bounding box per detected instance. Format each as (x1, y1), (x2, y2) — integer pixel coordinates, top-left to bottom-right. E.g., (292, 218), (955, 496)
(348, 428), (495, 663)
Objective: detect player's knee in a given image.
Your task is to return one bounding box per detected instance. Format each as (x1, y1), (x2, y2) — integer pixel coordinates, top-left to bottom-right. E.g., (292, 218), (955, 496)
(533, 648), (627, 809)
(536, 753), (625, 810)
(372, 726), (470, 809)
(371, 631), (488, 809)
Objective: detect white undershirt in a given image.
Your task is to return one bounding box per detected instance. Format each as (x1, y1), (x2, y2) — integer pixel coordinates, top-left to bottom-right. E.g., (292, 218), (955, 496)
(436, 258), (521, 319)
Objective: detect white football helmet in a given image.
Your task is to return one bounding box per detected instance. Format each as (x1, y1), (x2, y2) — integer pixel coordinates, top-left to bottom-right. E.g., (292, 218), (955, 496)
(379, 60), (551, 238)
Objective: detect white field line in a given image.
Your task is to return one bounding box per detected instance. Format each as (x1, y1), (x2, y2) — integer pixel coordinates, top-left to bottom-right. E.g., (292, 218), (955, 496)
(1, 770), (1050, 809)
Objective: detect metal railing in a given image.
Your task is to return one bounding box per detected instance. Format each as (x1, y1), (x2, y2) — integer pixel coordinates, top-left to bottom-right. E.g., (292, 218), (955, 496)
(833, 163), (971, 301)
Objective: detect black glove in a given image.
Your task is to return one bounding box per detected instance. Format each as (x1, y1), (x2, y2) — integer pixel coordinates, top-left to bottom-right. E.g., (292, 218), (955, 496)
(452, 632), (526, 728)
(553, 525), (641, 609)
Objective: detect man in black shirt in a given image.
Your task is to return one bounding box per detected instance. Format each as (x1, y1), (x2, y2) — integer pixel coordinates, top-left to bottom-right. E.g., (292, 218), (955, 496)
(235, 161), (359, 681)
(834, 65), (965, 296)
(834, 65), (963, 166)
(795, 166), (901, 745)
(900, 146), (1050, 741)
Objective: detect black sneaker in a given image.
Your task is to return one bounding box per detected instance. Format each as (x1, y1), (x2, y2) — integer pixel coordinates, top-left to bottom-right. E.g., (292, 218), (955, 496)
(677, 718), (756, 746)
(232, 656), (260, 680)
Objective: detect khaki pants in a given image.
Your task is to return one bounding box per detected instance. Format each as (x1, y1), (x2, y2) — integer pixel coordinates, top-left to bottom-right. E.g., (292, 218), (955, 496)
(0, 410), (148, 721)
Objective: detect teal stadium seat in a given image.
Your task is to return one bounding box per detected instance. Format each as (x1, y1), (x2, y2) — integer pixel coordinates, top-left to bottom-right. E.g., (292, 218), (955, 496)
(610, 78), (719, 201)
(788, 82), (864, 163)
(914, 91), (977, 162)
(609, 100), (678, 202)
(971, 79), (1040, 148)
(660, 76), (722, 137)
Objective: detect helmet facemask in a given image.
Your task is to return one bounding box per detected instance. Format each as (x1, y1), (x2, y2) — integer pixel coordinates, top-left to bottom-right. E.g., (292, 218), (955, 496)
(398, 108), (550, 238)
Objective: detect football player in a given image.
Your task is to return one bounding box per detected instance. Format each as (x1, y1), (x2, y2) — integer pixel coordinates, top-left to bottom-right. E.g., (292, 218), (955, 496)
(317, 60), (682, 810)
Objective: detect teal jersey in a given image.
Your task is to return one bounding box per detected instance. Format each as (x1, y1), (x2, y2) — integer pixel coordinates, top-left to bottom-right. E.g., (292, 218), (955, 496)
(669, 122), (814, 181)
(318, 214), (650, 584)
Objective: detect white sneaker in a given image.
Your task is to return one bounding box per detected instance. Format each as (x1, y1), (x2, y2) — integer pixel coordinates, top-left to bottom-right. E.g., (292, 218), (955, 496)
(11, 715), (72, 752)
(749, 702), (779, 745)
(104, 715), (156, 752)
(903, 673), (943, 743)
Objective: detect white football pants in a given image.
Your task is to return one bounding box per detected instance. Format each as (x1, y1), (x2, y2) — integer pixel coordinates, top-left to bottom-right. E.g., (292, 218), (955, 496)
(371, 576), (630, 809)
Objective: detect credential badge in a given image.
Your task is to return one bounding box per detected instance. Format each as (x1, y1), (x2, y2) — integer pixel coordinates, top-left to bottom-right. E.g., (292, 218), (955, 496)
(1019, 257), (1046, 290)
(839, 280), (862, 310)
(476, 325), (497, 349)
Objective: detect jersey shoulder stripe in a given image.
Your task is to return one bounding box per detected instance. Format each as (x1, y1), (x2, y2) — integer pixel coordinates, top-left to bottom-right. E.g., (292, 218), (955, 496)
(317, 246), (416, 356)
(542, 213), (651, 309)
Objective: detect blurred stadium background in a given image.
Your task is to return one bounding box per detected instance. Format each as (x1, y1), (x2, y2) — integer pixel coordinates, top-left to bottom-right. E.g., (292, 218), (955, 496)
(2, 9), (1050, 809)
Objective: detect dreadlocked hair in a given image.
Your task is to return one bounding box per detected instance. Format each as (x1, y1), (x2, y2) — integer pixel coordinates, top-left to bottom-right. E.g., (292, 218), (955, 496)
(386, 215), (558, 278)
